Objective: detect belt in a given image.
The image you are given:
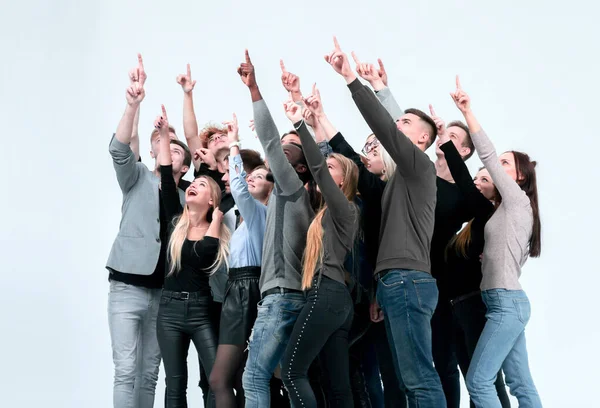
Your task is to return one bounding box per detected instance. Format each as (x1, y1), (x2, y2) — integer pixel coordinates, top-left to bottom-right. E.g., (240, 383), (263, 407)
(261, 287), (303, 299)
(229, 266), (261, 280)
(161, 289), (209, 301)
(450, 290), (481, 306)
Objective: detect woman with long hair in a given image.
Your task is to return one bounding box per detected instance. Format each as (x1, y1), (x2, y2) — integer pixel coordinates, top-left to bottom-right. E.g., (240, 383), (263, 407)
(451, 78), (542, 407)
(279, 100), (360, 407)
(439, 132), (510, 407)
(154, 106), (231, 408)
(209, 114), (274, 407)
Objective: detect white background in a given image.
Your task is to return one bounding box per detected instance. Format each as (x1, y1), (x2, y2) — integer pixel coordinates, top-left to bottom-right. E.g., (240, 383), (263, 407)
(1, 0), (598, 406)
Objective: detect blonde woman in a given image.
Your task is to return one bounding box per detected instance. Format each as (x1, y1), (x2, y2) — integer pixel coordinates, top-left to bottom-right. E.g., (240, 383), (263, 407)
(154, 106), (230, 408)
(280, 101), (359, 407)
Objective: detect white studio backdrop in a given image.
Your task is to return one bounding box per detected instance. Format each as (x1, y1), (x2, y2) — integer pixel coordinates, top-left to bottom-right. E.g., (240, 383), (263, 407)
(0, 0), (598, 406)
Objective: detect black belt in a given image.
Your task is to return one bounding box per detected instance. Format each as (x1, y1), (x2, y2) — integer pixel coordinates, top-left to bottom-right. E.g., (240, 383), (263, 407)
(261, 287), (303, 299)
(162, 289), (209, 301)
(450, 290), (481, 306)
(229, 266), (261, 280)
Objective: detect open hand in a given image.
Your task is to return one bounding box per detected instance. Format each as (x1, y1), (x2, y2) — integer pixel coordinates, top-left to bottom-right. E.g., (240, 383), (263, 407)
(176, 63), (196, 93)
(450, 75), (471, 114)
(280, 60), (300, 93)
(237, 49), (257, 88)
(324, 37), (356, 83)
(303, 83), (325, 118)
(283, 95), (302, 123)
(153, 105), (169, 135)
(222, 113), (239, 143)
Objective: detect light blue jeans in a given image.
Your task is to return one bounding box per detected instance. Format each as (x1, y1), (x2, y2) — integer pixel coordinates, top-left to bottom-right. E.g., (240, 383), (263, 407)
(108, 280), (162, 408)
(466, 289), (542, 407)
(242, 292), (306, 408)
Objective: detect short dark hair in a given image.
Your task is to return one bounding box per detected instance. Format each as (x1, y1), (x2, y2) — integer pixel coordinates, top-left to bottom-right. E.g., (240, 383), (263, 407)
(447, 120), (474, 161)
(240, 149), (264, 174)
(404, 108), (437, 148)
(170, 140), (192, 169)
(150, 126), (177, 143)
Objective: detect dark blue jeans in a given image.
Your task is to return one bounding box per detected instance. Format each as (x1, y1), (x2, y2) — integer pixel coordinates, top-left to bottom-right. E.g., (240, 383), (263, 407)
(376, 269), (446, 408)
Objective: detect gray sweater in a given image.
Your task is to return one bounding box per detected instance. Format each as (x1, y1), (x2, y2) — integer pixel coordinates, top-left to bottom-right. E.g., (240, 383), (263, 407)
(253, 99), (315, 293)
(295, 121), (358, 286)
(348, 79), (437, 275)
(472, 129), (533, 291)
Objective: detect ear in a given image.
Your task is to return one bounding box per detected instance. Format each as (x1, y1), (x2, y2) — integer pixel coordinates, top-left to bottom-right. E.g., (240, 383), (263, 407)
(181, 165), (190, 175)
(150, 150), (156, 159)
(419, 131), (430, 145)
(460, 146), (471, 159)
(296, 164), (307, 174)
(208, 199), (214, 206)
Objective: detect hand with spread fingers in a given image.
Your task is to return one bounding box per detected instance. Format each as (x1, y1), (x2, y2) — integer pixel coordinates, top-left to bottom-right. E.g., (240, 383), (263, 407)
(324, 36), (356, 84)
(177, 63), (197, 93)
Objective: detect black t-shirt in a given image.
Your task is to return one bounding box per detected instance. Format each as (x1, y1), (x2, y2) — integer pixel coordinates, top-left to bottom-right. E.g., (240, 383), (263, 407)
(430, 177), (471, 297)
(163, 237), (220, 292)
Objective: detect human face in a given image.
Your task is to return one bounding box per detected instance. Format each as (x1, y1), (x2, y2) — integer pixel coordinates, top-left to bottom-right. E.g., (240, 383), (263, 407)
(247, 168), (272, 200)
(396, 113), (428, 146)
(474, 168), (496, 201)
(326, 157), (345, 189)
(281, 132), (301, 146)
(435, 125), (470, 158)
(151, 131), (177, 158)
(207, 132), (228, 155)
(499, 152), (518, 181)
(170, 144), (189, 175)
(220, 158), (231, 194)
(362, 135), (380, 155)
(186, 177), (213, 208)
(366, 148), (385, 178)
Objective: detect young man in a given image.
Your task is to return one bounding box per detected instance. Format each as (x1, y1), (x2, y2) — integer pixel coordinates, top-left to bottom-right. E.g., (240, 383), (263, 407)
(326, 39), (445, 408)
(237, 50), (315, 408)
(352, 56), (479, 408)
(106, 55), (191, 408)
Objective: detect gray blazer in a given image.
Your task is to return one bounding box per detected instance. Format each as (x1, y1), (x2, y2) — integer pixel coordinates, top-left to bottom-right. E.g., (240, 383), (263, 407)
(106, 135), (185, 275)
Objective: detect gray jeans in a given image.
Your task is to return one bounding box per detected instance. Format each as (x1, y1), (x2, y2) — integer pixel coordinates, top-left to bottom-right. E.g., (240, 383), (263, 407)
(108, 280), (162, 408)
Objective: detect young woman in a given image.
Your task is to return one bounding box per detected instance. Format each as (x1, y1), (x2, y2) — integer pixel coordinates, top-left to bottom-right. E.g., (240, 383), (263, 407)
(154, 105), (231, 408)
(439, 136), (511, 408)
(451, 78), (542, 407)
(209, 114), (274, 408)
(280, 101), (360, 407)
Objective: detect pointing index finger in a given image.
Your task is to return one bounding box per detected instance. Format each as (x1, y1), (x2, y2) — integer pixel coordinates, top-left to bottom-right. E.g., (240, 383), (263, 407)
(429, 104), (436, 117)
(137, 53), (144, 69)
(351, 51), (360, 65)
(280, 59), (286, 73)
(187, 63), (191, 78)
(456, 75), (462, 90)
(161, 104), (168, 120)
(333, 36), (341, 50)
(245, 49), (251, 63)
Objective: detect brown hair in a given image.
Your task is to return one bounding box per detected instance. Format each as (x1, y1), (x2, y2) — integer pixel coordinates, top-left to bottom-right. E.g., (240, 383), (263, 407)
(302, 154), (359, 289)
(199, 124), (228, 148)
(170, 140), (192, 170)
(240, 149), (264, 173)
(512, 151), (541, 257)
(447, 120), (475, 161)
(404, 108), (437, 149)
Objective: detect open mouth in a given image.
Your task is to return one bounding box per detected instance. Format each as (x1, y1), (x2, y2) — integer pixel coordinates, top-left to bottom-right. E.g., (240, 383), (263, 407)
(188, 190), (198, 196)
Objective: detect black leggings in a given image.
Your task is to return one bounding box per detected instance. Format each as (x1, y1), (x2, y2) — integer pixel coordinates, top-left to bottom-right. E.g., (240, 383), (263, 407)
(281, 276), (354, 408)
(157, 291), (218, 408)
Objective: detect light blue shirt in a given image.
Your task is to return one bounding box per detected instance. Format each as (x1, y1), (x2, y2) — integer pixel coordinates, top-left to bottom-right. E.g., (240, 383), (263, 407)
(228, 154), (267, 268)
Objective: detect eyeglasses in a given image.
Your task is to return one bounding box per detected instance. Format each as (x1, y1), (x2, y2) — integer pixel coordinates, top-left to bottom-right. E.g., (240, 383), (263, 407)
(208, 133), (226, 143)
(361, 138), (380, 155)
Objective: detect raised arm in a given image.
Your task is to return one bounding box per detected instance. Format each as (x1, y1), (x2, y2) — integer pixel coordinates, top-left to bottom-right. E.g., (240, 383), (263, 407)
(110, 54), (147, 192)
(177, 64), (203, 171)
(127, 58), (146, 161)
(351, 53), (403, 120)
(155, 105), (183, 220)
(451, 76), (528, 207)
(223, 113), (261, 225)
(237, 50), (303, 195)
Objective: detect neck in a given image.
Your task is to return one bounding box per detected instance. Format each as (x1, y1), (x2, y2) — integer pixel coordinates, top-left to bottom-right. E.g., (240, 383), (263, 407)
(187, 207), (210, 228)
(435, 156), (454, 182)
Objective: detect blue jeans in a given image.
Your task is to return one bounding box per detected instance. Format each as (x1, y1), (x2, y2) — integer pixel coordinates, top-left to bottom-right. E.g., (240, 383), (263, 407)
(376, 269), (446, 408)
(108, 281), (161, 408)
(466, 289), (542, 408)
(242, 292), (306, 408)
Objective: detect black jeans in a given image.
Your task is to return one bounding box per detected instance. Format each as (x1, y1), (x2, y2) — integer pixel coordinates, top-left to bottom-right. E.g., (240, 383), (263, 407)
(157, 290), (218, 408)
(281, 276), (354, 408)
(431, 297), (461, 408)
(371, 321), (407, 408)
(451, 293), (511, 408)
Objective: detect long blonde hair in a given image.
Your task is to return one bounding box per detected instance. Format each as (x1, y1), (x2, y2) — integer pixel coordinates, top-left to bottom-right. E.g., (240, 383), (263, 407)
(167, 176), (231, 276)
(302, 154), (359, 290)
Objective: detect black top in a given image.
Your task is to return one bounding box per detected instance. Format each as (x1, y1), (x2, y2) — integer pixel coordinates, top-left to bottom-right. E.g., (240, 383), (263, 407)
(430, 176), (472, 298)
(194, 162), (226, 192)
(328, 132), (385, 273)
(160, 164), (220, 292)
(294, 122), (358, 286)
(108, 174), (188, 289)
(440, 141), (495, 300)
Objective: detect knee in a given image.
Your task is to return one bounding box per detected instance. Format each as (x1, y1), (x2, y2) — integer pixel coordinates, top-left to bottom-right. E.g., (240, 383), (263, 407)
(113, 360), (136, 386)
(465, 370), (480, 395)
(209, 370), (230, 394)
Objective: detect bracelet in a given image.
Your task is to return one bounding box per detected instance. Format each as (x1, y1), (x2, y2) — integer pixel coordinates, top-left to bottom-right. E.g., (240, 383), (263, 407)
(229, 141), (242, 149)
(294, 119), (305, 131)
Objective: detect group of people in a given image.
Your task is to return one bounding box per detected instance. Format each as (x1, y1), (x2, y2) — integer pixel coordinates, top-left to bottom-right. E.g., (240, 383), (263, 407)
(106, 37), (543, 408)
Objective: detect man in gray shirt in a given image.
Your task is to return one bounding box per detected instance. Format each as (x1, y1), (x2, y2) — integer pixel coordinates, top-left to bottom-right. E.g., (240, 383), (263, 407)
(237, 50), (315, 408)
